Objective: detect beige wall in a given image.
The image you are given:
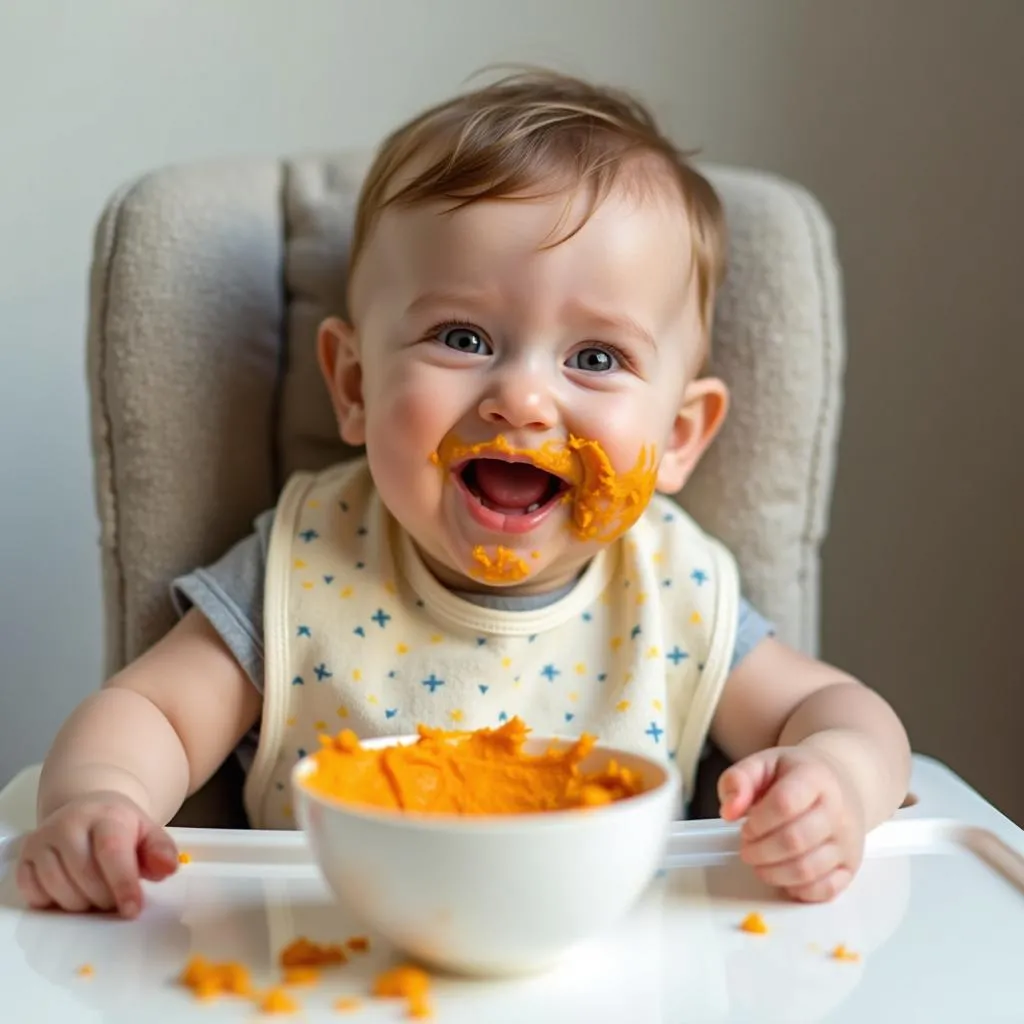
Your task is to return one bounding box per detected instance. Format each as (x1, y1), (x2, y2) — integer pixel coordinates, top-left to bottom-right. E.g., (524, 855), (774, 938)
(1, 1), (1021, 818)
(657, 0), (1024, 821)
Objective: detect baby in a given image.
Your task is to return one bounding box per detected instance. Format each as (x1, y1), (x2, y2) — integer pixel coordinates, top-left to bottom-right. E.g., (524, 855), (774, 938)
(17, 71), (910, 919)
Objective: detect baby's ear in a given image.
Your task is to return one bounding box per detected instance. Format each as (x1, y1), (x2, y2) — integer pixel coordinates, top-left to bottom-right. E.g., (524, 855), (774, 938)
(317, 317), (365, 446)
(656, 377), (729, 494)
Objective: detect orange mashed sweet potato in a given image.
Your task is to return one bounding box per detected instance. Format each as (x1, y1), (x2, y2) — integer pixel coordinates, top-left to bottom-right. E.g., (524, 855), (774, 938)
(434, 434), (658, 548)
(739, 912), (769, 935)
(258, 986), (300, 1014)
(302, 716), (645, 814)
(831, 944), (860, 962)
(179, 956), (253, 1000)
(282, 966), (320, 986)
(470, 543), (530, 582)
(176, 937), (393, 1016)
(279, 936), (348, 968)
(373, 964), (432, 1019)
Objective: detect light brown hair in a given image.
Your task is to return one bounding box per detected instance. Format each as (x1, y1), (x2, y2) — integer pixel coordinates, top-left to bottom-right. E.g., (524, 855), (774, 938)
(349, 70), (726, 331)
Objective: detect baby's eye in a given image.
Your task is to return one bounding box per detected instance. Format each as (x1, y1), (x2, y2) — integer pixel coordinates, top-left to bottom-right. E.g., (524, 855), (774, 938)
(567, 347), (618, 373)
(438, 326), (492, 355)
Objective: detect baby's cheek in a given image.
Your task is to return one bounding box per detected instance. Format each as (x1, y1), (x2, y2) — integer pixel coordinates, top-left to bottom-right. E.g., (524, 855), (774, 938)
(570, 402), (663, 472)
(573, 424), (659, 479)
(369, 387), (442, 461)
(364, 391), (445, 513)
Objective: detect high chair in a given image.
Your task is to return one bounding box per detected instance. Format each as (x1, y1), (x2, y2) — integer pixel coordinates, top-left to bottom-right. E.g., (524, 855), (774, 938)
(8, 155), (1024, 1024)
(83, 154), (845, 826)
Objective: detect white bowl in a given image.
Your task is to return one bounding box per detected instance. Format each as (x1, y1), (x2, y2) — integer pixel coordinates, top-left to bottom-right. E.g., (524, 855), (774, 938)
(292, 734), (680, 976)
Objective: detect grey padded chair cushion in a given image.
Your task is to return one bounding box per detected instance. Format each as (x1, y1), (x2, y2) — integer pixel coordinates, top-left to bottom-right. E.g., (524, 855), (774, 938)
(86, 154), (844, 825)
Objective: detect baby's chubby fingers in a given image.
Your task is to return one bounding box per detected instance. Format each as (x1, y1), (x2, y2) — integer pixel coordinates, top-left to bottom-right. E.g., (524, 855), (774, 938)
(752, 840), (841, 889)
(40, 824), (119, 911)
(741, 763), (824, 842)
(59, 843), (116, 912)
(15, 859), (53, 910)
(137, 824), (179, 882)
(91, 819), (146, 918)
(31, 846), (91, 913)
(718, 749), (785, 822)
(787, 866), (854, 904)
(740, 805), (834, 868)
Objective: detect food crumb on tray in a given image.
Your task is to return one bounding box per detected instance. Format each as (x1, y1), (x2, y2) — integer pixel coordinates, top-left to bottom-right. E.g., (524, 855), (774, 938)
(176, 942), (437, 1017)
(179, 955), (253, 1000)
(75, 964), (94, 978)
(738, 912), (769, 934)
(258, 986), (300, 1014)
(279, 936), (348, 968)
(830, 944), (861, 962)
(373, 964), (433, 1019)
(282, 965), (320, 986)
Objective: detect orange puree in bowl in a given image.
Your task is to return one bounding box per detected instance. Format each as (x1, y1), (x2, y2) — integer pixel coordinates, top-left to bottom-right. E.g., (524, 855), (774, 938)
(302, 717), (645, 815)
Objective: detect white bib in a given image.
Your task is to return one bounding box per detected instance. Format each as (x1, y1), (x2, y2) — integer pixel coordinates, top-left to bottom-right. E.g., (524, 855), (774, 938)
(244, 460), (739, 828)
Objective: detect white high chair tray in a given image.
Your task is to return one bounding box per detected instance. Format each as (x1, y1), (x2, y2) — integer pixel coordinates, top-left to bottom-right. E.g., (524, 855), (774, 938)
(1, 757), (1023, 1022)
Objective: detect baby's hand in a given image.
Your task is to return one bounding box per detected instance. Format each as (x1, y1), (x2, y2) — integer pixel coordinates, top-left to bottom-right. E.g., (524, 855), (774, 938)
(717, 747), (866, 902)
(16, 792), (179, 918)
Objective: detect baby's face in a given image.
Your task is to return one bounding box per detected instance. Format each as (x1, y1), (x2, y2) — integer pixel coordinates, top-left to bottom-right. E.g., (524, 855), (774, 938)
(323, 183), (724, 593)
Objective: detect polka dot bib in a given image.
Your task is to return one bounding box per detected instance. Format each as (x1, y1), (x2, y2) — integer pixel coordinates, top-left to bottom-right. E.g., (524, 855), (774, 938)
(244, 460), (739, 827)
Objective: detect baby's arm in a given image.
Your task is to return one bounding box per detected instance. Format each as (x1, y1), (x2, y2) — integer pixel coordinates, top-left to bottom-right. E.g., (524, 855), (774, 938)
(710, 638), (911, 901)
(17, 609), (260, 917)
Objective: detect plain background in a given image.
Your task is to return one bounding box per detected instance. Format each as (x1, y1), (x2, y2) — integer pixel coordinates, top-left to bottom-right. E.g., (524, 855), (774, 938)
(1, 1), (1022, 819)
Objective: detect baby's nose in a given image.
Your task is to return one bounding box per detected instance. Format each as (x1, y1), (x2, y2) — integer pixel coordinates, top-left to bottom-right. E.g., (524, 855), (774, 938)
(477, 369), (557, 431)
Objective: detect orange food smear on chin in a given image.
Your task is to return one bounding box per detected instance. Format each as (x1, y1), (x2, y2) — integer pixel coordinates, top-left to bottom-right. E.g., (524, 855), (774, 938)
(433, 434), (657, 545)
(302, 717), (645, 815)
(565, 436), (658, 542)
(470, 544), (529, 582)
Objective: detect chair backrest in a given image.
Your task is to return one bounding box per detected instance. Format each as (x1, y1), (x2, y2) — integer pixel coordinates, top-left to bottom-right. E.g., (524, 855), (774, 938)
(88, 153), (844, 675)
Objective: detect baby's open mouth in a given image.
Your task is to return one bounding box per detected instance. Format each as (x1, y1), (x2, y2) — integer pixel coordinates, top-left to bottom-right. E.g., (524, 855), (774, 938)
(459, 458), (569, 516)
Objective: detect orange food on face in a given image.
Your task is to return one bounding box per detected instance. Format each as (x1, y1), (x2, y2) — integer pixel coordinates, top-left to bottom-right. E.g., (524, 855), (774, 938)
(739, 912), (769, 935)
(433, 434), (658, 547)
(564, 436), (657, 542)
(279, 936), (348, 968)
(179, 955), (253, 1000)
(302, 717), (645, 815)
(373, 964), (432, 1019)
(470, 544), (530, 582)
